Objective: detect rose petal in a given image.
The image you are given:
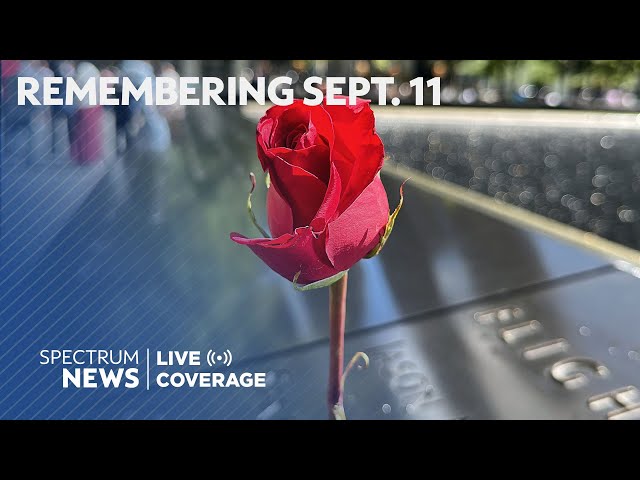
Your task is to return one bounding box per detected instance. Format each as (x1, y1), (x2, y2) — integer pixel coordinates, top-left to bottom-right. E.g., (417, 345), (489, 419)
(285, 124), (307, 149)
(299, 115), (319, 148)
(322, 101), (384, 213)
(266, 182), (294, 237)
(324, 175), (389, 271)
(267, 144), (330, 184)
(312, 162), (341, 226)
(257, 101), (334, 184)
(270, 106), (311, 148)
(344, 96), (371, 113)
(309, 104), (334, 147)
(256, 102), (304, 171)
(269, 155), (327, 228)
(256, 131), (274, 172)
(230, 227), (339, 284)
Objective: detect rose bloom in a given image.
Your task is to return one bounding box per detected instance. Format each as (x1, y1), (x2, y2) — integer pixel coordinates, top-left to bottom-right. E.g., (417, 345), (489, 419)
(230, 98), (390, 285)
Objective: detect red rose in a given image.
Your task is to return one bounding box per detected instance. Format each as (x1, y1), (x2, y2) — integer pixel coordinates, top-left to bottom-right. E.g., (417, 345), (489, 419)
(230, 98), (390, 285)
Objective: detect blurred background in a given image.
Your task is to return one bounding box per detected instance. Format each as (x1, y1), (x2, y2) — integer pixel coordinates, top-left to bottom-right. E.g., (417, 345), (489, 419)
(178, 60), (640, 110)
(2, 59), (640, 419)
(6, 59), (638, 245)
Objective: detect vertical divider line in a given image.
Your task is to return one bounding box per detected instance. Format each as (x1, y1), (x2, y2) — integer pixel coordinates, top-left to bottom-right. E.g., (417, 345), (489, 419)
(146, 348), (150, 391)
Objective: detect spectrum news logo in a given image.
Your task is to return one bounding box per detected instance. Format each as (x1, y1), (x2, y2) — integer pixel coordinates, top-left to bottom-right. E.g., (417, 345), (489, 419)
(39, 348), (266, 390)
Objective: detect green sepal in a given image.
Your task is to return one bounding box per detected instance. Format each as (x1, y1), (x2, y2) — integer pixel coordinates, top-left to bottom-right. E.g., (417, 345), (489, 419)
(292, 270), (348, 291)
(365, 179), (408, 258)
(247, 172), (270, 238)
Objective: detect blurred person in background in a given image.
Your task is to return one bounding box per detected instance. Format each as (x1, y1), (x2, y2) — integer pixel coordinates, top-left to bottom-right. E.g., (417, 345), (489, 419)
(1, 60), (54, 166)
(118, 60), (172, 225)
(2, 60), (34, 164)
(48, 60), (79, 161)
(157, 62), (187, 146)
(69, 61), (104, 165)
(26, 60), (55, 164)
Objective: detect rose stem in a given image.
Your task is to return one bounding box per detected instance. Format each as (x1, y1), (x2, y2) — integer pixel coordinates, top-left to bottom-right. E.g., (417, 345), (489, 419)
(328, 271), (348, 419)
